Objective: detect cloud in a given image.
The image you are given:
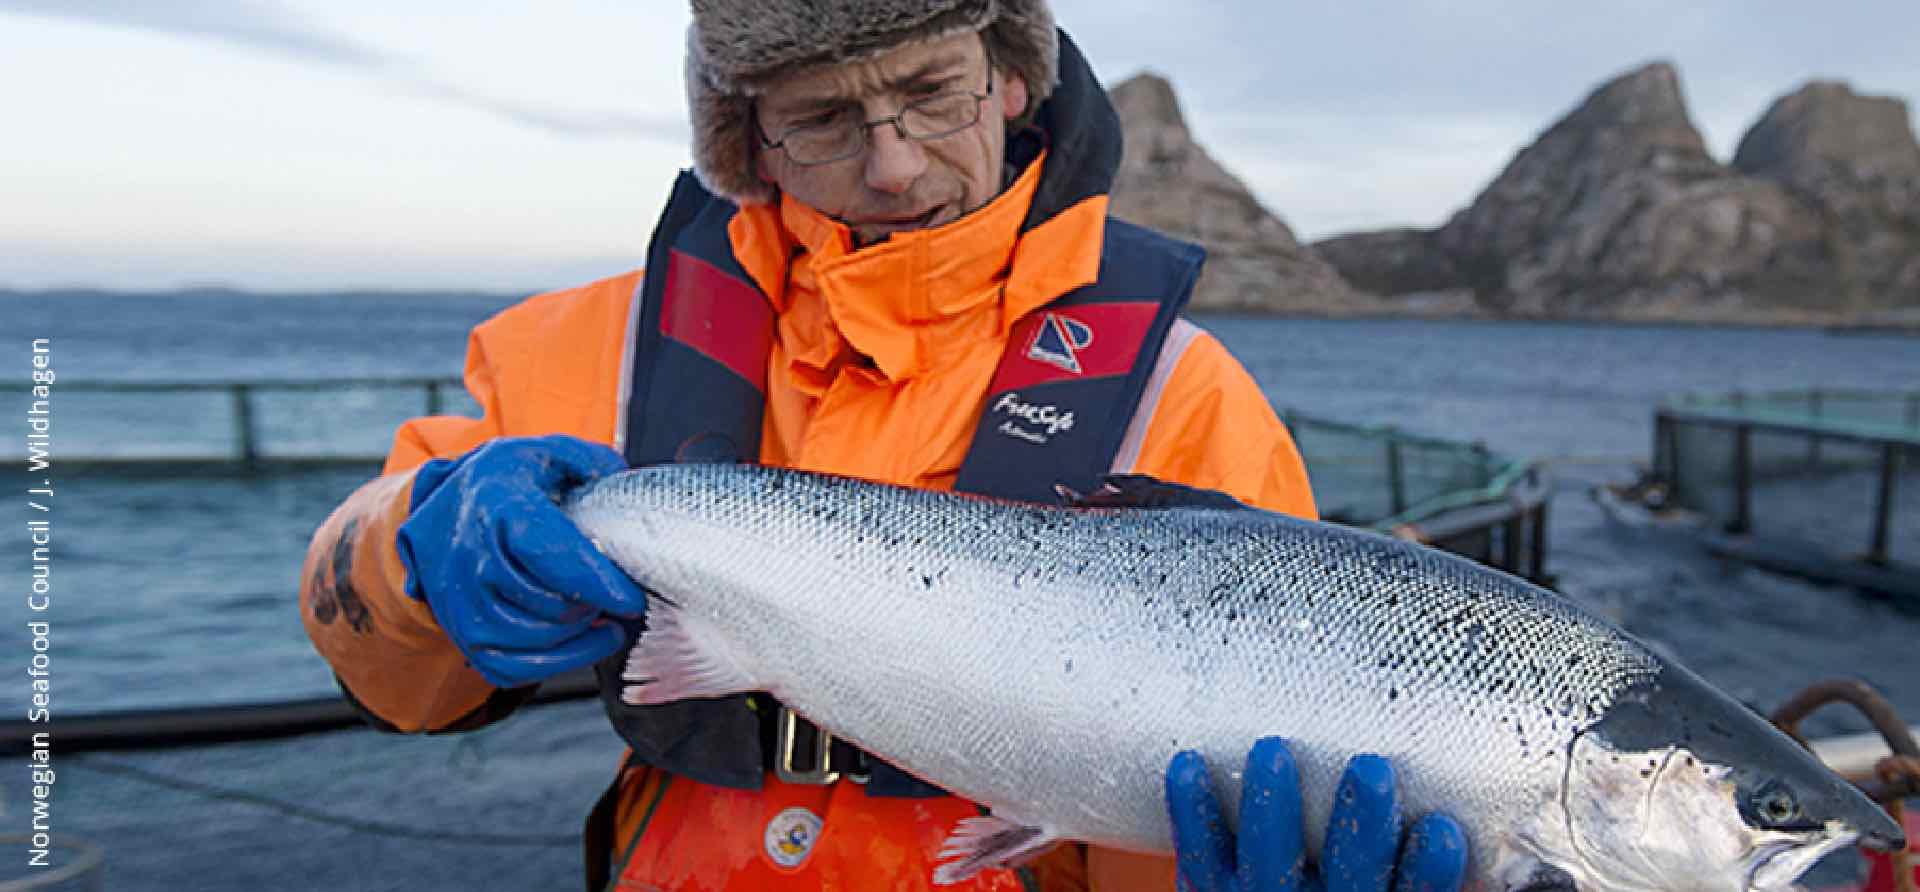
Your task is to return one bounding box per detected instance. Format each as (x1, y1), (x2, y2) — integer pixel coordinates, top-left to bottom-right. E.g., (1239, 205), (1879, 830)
(0, 0), (392, 67)
(0, 0), (684, 141)
(399, 79), (685, 140)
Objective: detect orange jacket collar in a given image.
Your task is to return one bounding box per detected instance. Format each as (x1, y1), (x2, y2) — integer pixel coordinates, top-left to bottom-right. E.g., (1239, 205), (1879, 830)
(726, 150), (1109, 383)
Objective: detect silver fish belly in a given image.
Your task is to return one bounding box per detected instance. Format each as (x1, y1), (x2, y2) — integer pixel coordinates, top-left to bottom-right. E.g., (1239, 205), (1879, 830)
(564, 464), (1900, 890)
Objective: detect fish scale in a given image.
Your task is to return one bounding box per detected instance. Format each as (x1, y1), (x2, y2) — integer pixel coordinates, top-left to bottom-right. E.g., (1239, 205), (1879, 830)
(565, 463), (1898, 890)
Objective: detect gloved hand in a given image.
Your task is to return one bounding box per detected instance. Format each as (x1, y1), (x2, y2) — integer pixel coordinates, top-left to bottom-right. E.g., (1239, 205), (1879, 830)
(396, 434), (649, 689)
(1166, 738), (1467, 892)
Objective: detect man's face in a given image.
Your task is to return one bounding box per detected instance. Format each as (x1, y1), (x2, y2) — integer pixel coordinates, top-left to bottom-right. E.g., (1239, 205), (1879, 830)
(754, 31), (1030, 247)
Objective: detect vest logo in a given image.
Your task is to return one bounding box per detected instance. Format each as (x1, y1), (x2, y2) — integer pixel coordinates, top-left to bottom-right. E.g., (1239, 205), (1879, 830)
(1025, 312), (1095, 374)
(993, 392), (1075, 445)
(764, 806), (824, 870)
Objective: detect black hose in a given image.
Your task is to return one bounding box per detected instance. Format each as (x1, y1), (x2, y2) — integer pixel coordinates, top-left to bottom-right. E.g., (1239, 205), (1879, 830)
(0, 671), (599, 754)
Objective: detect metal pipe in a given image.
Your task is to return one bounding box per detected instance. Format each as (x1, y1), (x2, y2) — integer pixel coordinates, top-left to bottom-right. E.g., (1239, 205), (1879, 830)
(1772, 678), (1920, 758)
(1731, 425), (1752, 534)
(1807, 389), (1823, 467)
(1870, 442), (1900, 566)
(231, 384), (257, 469)
(1386, 437), (1407, 516)
(1502, 513), (1523, 574)
(1528, 503), (1549, 583)
(1771, 678), (1920, 810)
(1652, 412), (1673, 483)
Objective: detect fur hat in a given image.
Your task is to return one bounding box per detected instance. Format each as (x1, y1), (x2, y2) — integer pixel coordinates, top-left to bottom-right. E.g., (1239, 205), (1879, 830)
(686, 0), (1059, 205)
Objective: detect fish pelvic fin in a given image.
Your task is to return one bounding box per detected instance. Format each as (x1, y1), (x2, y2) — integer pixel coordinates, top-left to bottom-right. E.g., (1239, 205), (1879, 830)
(933, 816), (1059, 885)
(1061, 475), (1251, 512)
(619, 593), (756, 706)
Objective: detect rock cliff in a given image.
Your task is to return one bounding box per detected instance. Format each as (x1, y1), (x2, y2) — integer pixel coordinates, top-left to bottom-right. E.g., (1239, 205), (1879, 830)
(1105, 73), (1372, 313)
(1436, 63), (1826, 316)
(1733, 81), (1920, 306)
(1310, 63), (1920, 321)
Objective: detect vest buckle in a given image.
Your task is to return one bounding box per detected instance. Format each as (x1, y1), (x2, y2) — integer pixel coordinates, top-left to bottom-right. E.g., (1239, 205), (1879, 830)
(775, 706), (842, 785)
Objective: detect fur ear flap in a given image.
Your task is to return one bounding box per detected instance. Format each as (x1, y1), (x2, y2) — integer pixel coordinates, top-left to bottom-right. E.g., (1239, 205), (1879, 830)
(686, 26), (773, 207)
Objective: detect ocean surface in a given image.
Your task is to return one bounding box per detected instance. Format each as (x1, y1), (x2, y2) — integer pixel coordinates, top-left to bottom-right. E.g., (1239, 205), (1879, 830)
(3, 290), (1917, 888)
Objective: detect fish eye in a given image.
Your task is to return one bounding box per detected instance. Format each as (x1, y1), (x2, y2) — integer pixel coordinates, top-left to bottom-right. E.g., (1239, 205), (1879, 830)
(1745, 781), (1812, 830)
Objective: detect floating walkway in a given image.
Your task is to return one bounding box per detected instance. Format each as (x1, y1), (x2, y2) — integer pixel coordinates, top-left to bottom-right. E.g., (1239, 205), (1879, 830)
(1651, 389), (1919, 600)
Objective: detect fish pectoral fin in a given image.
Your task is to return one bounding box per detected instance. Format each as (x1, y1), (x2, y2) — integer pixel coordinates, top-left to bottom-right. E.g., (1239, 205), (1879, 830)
(618, 595), (755, 706)
(933, 816), (1059, 885)
(1065, 475), (1251, 512)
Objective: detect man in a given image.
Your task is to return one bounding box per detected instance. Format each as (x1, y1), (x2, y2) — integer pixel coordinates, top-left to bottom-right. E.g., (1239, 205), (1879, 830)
(300, 2), (1467, 889)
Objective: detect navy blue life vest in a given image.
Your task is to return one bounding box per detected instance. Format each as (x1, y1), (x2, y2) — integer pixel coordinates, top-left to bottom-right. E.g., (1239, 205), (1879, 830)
(594, 169), (1202, 795)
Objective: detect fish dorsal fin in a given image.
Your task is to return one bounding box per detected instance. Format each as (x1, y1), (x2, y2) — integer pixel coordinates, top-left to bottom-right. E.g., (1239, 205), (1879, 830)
(1058, 474), (1250, 511)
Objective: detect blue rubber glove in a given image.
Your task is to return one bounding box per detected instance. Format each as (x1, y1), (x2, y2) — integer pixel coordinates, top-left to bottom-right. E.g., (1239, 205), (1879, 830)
(1166, 738), (1468, 892)
(396, 435), (649, 688)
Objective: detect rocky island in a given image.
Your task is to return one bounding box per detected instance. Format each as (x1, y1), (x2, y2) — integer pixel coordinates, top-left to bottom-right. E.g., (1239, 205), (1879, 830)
(1108, 65), (1920, 325)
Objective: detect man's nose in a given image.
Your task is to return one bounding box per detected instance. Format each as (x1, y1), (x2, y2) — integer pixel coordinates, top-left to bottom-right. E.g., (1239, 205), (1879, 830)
(863, 120), (927, 195)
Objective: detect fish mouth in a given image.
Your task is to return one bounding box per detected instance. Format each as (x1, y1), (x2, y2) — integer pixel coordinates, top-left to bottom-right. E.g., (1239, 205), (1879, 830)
(1858, 814), (1907, 852)
(1744, 831), (1858, 891)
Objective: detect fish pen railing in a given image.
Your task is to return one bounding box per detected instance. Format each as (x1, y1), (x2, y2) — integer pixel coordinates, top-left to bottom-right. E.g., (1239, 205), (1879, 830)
(1652, 388), (1920, 597)
(1, 376), (1554, 579)
(0, 379), (1554, 760)
(2, 376), (473, 468)
(1280, 409), (1551, 585)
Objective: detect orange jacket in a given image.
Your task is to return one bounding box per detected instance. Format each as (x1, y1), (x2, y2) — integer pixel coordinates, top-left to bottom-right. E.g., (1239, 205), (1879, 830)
(302, 141), (1315, 892)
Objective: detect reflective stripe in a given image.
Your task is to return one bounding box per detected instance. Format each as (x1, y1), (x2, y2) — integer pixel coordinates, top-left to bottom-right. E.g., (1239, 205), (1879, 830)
(609, 773), (672, 892)
(612, 277), (644, 454)
(1108, 318), (1203, 474)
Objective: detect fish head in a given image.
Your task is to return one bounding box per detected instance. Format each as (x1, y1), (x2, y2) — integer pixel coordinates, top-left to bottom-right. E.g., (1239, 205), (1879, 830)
(1517, 666), (1902, 891)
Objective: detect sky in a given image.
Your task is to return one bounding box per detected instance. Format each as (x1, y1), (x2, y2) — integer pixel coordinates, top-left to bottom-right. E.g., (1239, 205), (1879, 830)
(3, 1), (1917, 292)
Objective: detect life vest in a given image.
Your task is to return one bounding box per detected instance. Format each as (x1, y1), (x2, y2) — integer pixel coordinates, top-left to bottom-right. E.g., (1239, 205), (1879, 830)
(578, 168), (1202, 889)
(595, 161), (1199, 771)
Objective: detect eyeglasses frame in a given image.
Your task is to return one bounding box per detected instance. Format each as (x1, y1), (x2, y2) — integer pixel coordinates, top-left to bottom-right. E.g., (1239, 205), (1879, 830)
(755, 53), (998, 167)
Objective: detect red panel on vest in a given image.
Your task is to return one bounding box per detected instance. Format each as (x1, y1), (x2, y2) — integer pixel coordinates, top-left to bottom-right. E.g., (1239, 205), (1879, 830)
(987, 301), (1160, 394)
(660, 249), (773, 393)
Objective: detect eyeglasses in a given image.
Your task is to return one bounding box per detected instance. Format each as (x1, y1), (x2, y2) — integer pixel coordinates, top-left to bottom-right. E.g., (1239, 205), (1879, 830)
(758, 74), (995, 166)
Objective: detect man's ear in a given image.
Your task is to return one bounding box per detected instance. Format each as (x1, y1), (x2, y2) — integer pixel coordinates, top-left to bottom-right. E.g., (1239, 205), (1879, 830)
(1000, 69), (1030, 123)
(749, 106), (778, 184)
(756, 147), (776, 185)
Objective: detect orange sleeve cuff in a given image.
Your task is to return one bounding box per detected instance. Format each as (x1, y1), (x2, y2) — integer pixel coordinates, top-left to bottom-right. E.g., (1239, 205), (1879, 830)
(299, 469), (499, 731)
